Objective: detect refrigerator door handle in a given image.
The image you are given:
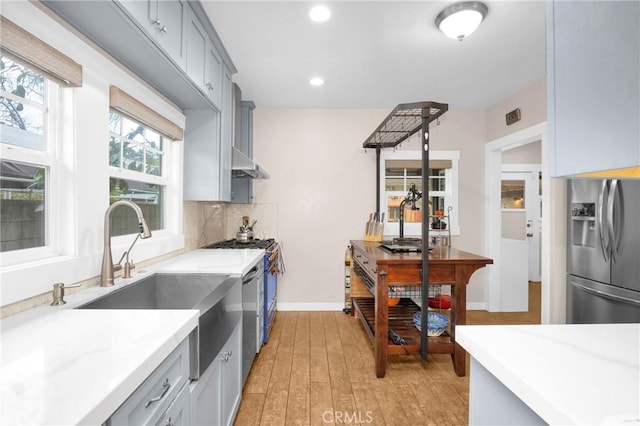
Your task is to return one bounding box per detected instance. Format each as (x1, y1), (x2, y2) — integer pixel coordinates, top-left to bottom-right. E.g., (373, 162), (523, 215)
(597, 179), (609, 262)
(607, 179), (622, 263)
(572, 281), (640, 306)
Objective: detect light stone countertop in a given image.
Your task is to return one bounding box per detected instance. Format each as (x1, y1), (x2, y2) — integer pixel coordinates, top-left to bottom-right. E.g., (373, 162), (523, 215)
(0, 248), (265, 425)
(456, 324), (640, 425)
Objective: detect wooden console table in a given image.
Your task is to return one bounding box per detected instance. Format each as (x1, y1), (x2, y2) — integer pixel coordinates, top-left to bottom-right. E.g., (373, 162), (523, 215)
(350, 240), (493, 378)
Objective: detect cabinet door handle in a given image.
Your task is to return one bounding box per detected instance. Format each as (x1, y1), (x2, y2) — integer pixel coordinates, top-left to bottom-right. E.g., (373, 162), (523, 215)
(206, 82), (214, 91)
(220, 350), (232, 362)
(165, 416), (173, 426)
(160, 25), (167, 33)
(145, 378), (171, 408)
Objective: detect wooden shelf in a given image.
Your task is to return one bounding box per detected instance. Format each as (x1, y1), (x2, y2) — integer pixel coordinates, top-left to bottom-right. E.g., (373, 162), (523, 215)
(352, 297), (453, 356)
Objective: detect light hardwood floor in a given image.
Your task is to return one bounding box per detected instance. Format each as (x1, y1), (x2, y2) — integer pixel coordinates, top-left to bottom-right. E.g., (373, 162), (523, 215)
(235, 282), (541, 426)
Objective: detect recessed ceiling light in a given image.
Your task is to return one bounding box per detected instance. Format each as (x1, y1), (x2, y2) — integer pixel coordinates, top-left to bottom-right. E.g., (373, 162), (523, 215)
(309, 77), (325, 86)
(309, 5), (331, 22)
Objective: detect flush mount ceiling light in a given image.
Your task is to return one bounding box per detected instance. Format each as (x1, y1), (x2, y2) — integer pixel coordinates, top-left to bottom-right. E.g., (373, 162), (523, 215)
(435, 1), (488, 41)
(309, 5), (331, 22)
(309, 77), (325, 86)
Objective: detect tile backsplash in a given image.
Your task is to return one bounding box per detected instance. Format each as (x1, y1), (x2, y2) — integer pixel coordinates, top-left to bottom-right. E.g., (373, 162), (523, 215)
(183, 201), (226, 249)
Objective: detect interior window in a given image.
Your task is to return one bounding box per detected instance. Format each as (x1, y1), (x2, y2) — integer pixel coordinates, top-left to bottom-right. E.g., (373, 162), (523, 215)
(380, 150), (460, 237)
(108, 111), (166, 236)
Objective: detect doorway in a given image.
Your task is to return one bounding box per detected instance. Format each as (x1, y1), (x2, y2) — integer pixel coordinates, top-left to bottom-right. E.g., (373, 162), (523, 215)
(485, 123), (550, 317)
(501, 168), (542, 282)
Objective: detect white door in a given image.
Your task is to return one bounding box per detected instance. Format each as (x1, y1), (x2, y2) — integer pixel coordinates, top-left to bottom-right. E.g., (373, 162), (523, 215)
(501, 171), (541, 281)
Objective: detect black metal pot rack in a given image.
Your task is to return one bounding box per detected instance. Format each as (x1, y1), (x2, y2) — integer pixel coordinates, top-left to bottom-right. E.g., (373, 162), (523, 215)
(362, 100), (449, 359)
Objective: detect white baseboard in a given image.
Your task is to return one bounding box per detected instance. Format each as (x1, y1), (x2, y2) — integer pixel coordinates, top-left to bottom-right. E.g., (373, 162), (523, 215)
(467, 302), (487, 311)
(277, 303), (345, 311)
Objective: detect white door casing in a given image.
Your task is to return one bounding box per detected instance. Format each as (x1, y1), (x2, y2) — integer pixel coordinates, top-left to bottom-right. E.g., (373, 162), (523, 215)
(485, 122), (553, 318)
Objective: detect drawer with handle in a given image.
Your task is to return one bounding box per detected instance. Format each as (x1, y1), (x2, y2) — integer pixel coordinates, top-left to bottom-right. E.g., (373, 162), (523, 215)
(352, 246), (377, 281)
(108, 339), (190, 426)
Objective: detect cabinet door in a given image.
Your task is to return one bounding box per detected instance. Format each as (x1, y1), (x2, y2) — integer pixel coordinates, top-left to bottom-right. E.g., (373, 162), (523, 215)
(108, 340), (190, 426)
(183, 109), (221, 201)
(205, 41), (223, 108)
(186, 8), (207, 91)
(189, 357), (221, 426)
(156, 383), (190, 426)
(156, 0), (187, 70)
(219, 65), (233, 202)
(117, 0), (156, 37)
(220, 323), (242, 426)
(547, 1), (640, 176)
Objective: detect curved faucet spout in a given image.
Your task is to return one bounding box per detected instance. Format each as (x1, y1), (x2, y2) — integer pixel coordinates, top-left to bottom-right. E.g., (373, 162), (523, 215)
(101, 200), (152, 287)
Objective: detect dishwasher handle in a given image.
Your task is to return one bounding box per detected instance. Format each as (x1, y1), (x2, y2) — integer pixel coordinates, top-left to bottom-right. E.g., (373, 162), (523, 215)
(242, 265), (260, 284)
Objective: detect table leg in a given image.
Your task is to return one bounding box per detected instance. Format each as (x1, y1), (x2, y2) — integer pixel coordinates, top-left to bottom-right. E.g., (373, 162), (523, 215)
(452, 265), (468, 377)
(375, 269), (388, 378)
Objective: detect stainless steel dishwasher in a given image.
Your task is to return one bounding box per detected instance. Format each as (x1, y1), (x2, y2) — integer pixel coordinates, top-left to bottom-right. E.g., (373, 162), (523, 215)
(241, 264), (259, 385)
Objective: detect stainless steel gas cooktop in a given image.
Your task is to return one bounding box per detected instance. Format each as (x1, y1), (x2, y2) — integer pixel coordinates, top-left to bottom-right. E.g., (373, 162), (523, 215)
(205, 238), (275, 249)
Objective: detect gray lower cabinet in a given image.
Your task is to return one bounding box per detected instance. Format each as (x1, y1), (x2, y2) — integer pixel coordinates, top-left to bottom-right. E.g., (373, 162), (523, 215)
(190, 322), (242, 426)
(155, 382), (191, 426)
(107, 339), (190, 426)
(546, 0), (640, 177)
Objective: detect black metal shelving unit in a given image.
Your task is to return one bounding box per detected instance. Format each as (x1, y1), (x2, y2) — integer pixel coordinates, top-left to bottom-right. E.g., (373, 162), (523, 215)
(361, 100), (449, 359)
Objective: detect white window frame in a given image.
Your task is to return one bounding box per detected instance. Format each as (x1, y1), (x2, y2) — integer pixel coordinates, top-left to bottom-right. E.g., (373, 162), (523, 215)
(107, 111), (180, 249)
(0, 2), (185, 308)
(380, 150), (460, 238)
(0, 76), (60, 266)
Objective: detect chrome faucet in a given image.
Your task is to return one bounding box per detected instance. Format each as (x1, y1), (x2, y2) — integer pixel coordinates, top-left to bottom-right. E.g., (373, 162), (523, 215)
(101, 200), (152, 287)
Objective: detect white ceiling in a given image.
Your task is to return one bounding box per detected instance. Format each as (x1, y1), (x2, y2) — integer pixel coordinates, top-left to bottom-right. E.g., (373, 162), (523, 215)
(202, 1), (546, 110)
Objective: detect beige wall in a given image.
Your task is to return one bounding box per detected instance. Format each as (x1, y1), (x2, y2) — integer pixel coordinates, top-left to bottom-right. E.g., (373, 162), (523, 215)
(251, 108), (385, 308)
(503, 140), (542, 164)
(487, 78), (546, 141)
(251, 107), (490, 308)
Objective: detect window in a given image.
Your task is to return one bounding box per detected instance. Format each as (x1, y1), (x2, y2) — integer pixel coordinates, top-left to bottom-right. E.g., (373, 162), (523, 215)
(108, 111), (165, 237)
(0, 56), (56, 254)
(380, 150), (460, 237)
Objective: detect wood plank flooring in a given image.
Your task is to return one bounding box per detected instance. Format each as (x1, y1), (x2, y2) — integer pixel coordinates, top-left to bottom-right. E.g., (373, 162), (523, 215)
(235, 282), (541, 426)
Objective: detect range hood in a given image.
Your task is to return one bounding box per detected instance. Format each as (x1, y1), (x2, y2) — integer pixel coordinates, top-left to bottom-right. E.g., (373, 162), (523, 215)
(232, 147), (269, 179)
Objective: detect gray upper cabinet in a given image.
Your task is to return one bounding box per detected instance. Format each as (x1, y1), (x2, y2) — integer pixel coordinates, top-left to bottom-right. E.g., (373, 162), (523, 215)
(547, 1), (640, 177)
(117, 0), (155, 35)
(186, 8), (208, 93)
(155, 0), (188, 70)
(42, 0), (236, 111)
(219, 65), (234, 201)
(186, 6), (223, 110)
(205, 41), (223, 109)
(118, 0), (187, 70)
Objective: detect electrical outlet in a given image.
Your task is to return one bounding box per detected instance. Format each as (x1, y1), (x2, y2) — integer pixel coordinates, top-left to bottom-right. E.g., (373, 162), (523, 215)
(505, 108), (521, 126)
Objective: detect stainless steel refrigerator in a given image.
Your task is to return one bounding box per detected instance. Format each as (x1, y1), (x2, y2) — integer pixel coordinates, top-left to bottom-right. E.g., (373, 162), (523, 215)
(567, 179), (640, 323)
